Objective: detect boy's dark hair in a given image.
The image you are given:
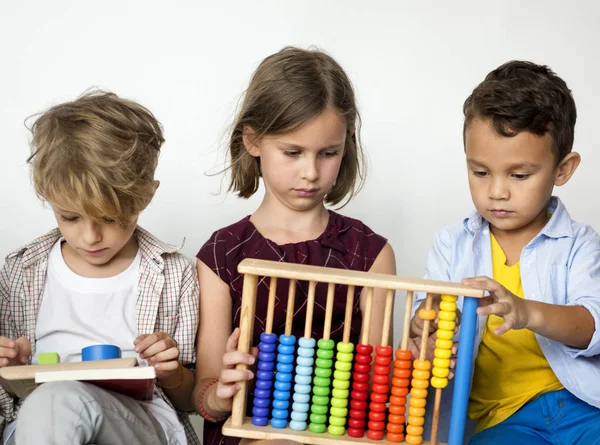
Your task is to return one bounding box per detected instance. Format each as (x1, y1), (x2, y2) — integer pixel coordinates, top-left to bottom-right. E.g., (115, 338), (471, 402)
(463, 60), (576, 163)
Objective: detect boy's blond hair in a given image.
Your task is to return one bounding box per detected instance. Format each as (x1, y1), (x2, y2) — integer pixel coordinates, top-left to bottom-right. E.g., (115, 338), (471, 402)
(28, 91), (164, 226)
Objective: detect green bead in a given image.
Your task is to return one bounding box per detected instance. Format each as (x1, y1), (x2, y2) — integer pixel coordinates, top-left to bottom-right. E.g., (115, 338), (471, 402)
(316, 358), (333, 368)
(316, 349), (334, 359)
(312, 394), (329, 405)
(332, 379), (350, 389)
(331, 388), (349, 399)
(317, 339), (335, 350)
(309, 423), (326, 433)
(336, 342), (354, 353)
(310, 413), (327, 424)
(311, 404), (328, 415)
(313, 376), (331, 387)
(328, 416), (347, 427)
(336, 352), (353, 362)
(333, 370), (351, 380)
(313, 386), (330, 397)
(334, 361), (352, 371)
(328, 425), (346, 436)
(329, 407), (348, 418)
(331, 397), (348, 408)
(314, 367), (332, 378)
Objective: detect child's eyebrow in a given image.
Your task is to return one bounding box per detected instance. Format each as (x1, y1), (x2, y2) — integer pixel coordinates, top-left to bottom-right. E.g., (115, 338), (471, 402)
(279, 142), (345, 150)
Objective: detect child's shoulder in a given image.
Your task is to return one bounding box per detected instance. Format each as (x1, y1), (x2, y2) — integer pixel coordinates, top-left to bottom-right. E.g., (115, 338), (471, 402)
(4, 229), (61, 269)
(134, 227), (194, 270)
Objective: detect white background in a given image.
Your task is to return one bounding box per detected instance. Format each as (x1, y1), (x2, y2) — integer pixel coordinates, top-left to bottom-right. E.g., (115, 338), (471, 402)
(2, 0), (599, 435)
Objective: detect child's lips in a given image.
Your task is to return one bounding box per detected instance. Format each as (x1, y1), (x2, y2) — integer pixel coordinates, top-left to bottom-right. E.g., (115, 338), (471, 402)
(490, 209), (512, 217)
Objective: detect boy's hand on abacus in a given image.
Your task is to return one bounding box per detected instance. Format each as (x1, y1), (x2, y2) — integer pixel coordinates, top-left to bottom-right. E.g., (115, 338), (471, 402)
(406, 335), (458, 379)
(214, 327), (258, 413)
(0, 336), (31, 367)
(463, 276), (529, 335)
(410, 295), (462, 337)
(134, 332), (181, 382)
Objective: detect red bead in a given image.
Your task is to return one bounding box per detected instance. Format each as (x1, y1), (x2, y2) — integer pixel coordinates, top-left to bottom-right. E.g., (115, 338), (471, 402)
(355, 354), (373, 364)
(373, 374), (390, 385)
(353, 372), (370, 382)
(376, 345), (393, 356)
(351, 390), (369, 401)
(352, 381), (369, 391)
(372, 383), (389, 394)
(368, 421), (385, 432)
(354, 363), (371, 373)
(348, 417), (366, 428)
(369, 411), (386, 422)
(356, 344), (373, 354)
(347, 428), (365, 438)
(369, 402), (387, 412)
(350, 399), (367, 410)
(349, 409), (367, 420)
(367, 430), (385, 440)
(374, 365), (390, 375)
(370, 392), (388, 403)
(375, 355), (392, 366)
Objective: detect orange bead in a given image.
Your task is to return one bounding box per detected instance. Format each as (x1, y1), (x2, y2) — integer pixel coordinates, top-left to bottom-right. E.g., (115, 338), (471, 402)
(394, 359), (412, 369)
(395, 349), (412, 360)
(405, 435), (423, 445)
(391, 386), (409, 396)
(409, 406), (426, 417)
(410, 388), (428, 399)
(388, 414), (405, 424)
(406, 425), (424, 436)
(418, 309), (436, 320)
(386, 433), (405, 442)
(408, 415), (425, 426)
(392, 377), (410, 388)
(386, 422), (405, 433)
(409, 397), (426, 409)
(393, 368), (411, 378)
(389, 402), (407, 414)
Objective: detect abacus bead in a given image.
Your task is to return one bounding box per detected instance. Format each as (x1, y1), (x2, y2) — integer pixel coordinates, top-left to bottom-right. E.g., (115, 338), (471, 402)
(270, 418), (287, 428)
(259, 342), (276, 353)
(334, 370), (351, 380)
(375, 355), (392, 365)
(349, 417), (366, 427)
(336, 352), (353, 362)
(298, 347), (315, 357)
(273, 390), (290, 399)
(292, 402), (309, 412)
(278, 354), (294, 364)
(331, 388), (349, 399)
(275, 381), (291, 391)
(354, 363), (371, 373)
(332, 380), (350, 390)
(254, 388), (271, 399)
(291, 411), (308, 421)
(329, 416), (346, 427)
(252, 416), (268, 426)
(335, 361), (352, 371)
(337, 342), (354, 353)
(395, 349), (412, 360)
(289, 420), (306, 431)
(294, 374), (311, 385)
(275, 372), (292, 382)
(252, 406), (269, 417)
(311, 404), (328, 415)
(316, 349), (334, 359)
(353, 372), (370, 382)
(255, 379), (272, 389)
(272, 409), (289, 420)
(279, 335), (296, 345)
(355, 344), (373, 354)
(355, 354), (373, 364)
(329, 407), (348, 417)
(298, 337), (316, 348)
(260, 333), (277, 343)
(293, 392), (309, 403)
(277, 344), (295, 355)
(277, 362), (294, 373)
(312, 395), (330, 405)
(294, 384), (311, 394)
(350, 409), (366, 419)
(350, 399), (367, 410)
(314, 367), (332, 378)
(253, 397), (270, 408)
(330, 398), (348, 408)
(273, 399), (289, 409)
(309, 413), (327, 424)
(369, 411), (386, 422)
(368, 420), (385, 431)
(258, 361), (275, 371)
(328, 426), (346, 436)
(309, 423), (326, 433)
(296, 366), (313, 376)
(313, 386), (330, 397)
(296, 356), (314, 367)
(317, 339), (335, 350)
(315, 358), (333, 368)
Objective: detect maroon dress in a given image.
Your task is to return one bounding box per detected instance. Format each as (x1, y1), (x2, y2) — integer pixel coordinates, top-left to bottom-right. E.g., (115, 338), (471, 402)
(197, 210), (387, 445)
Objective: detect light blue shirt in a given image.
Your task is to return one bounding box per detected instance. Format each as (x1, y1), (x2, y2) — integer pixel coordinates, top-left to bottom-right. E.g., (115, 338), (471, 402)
(413, 197), (600, 439)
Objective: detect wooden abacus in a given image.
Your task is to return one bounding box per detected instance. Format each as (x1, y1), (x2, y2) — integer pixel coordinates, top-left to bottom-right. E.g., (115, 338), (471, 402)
(223, 259), (484, 445)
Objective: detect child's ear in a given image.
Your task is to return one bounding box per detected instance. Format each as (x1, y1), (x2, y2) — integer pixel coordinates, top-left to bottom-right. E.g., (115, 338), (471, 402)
(554, 152), (581, 186)
(242, 126), (260, 157)
(153, 180), (160, 191)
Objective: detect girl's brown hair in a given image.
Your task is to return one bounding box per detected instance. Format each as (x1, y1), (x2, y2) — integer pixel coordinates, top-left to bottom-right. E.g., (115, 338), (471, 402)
(228, 46), (365, 206)
(28, 90), (164, 226)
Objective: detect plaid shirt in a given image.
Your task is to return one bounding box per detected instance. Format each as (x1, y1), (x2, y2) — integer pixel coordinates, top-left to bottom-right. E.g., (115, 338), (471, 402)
(0, 227), (201, 444)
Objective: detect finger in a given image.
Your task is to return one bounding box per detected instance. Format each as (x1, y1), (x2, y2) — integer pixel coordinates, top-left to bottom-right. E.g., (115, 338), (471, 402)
(225, 328), (241, 354)
(134, 334), (150, 345)
(154, 359), (180, 372)
(140, 338), (177, 359)
(134, 333), (163, 354)
(148, 347), (179, 364)
(15, 337), (32, 360)
(0, 358), (9, 367)
(251, 346), (259, 358)
(219, 368), (253, 385)
(478, 296), (495, 308)
(494, 320), (514, 336)
(477, 302), (509, 317)
(215, 382), (241, 400)
(222, 351), (255, 368)
(407, 338), (420, 360)
(0, 337), (15, 348)
(463, 276), (504, 294)
(0, 347), (17, 359)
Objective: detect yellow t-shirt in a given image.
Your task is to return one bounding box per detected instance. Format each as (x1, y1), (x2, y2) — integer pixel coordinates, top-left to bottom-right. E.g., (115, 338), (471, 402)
(468, 233), (563, 432)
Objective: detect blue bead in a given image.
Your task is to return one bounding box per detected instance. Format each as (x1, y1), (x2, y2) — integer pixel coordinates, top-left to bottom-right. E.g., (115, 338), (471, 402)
(289, 420), (307, 431)
(258, 361), (275, 371)
(260, 333), (277, 343)
(258, 351), (276, 362)
(273, 399), (290, 410)
(278, 354), (294, 364)
(293, 392), (310, 403)
(296, 356), (314, 367)
(252, 406), (269, 417)
(277, 344), (295, 355)
(292, 402), (309, 412)
(259, 342), (276, 353)
(274, 381), (292, 391)
(279, 335), (296, 345)
(297, 347), (314, 357)
(253, 397), (270, 408)
(275, 372), (292, 382)
(276, 362), (294, 373)
(298, 337), (316, 348)
(273, 390), (290, 400)
(255, 379), (273, 390)
(256, 370), (273, 380)
(272, 408), (289, 420)
(271, 417), (288, 428)
(252, 416), (268, 427)
(294, 374), (311, 385)
(291, 411), (308, 421)
(294, 383), (311, 394)
(295, 366), (313, 376)
(253, 388), (271, 399)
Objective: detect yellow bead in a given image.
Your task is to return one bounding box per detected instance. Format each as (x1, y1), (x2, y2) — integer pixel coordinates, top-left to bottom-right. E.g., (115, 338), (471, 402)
(441, 294), (458, 302)
(434, 357), (451, 368)
(412, 369), (430, 380)
(432, 367), (450, 378)
(410, 388), (428, 399)
(436, 329), (454, 340)
(408, 407), (426, 417)
(434, 348), (452, 359)
(410, 398), (426, 409)
(440, 301), (457, 312)
(413, 360), (431, 370)
(438, 310), (456, 321)
(438, 320), (456, 331)
(406, 425), (424, 436)
(405, 435), (423, 445)
(431, 377), (448, 389)
(411, 378), (429, 389)
(408, 415), (425, 426)
(436, 338), (453, 350)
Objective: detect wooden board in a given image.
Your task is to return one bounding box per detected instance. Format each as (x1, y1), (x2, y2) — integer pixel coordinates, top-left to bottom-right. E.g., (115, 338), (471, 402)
(223, 417), (444, 445)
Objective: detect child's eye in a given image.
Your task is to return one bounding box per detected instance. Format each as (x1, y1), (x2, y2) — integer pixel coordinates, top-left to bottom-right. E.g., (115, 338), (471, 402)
(61, 216), (79, 222)
(102, 217), (116, 224)
(283, 151), (300, 157)
(512, 173), (531, 180)
(321, 151), (339, 158)
(472, 170), (488, 177)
